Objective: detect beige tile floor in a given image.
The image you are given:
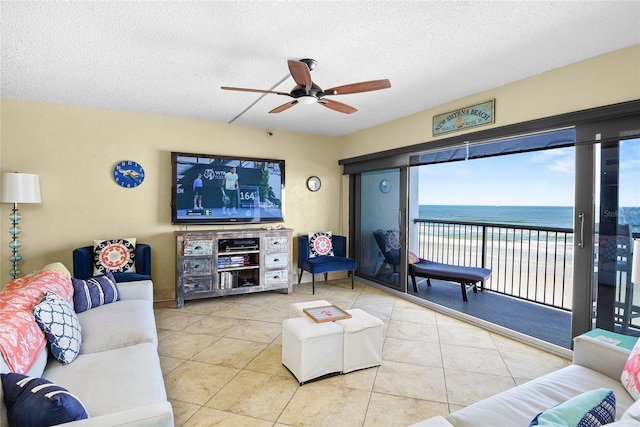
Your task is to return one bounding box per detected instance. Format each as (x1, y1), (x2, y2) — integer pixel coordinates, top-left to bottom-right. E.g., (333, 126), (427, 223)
(155, 278), (571, 427)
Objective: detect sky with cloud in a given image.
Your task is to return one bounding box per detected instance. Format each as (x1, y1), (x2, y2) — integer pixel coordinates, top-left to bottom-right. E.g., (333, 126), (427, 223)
(418, 138), (640, 207)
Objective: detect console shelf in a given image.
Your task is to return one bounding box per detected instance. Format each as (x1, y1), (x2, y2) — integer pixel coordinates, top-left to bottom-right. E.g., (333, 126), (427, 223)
(175, 228), (292, 308)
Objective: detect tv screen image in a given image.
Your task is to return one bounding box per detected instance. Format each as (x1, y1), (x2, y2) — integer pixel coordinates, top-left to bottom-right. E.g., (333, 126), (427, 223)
(171, 152), (285, 225)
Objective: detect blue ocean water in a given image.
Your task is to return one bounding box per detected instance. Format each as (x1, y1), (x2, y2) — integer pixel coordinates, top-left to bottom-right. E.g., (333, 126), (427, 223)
(419, 205), (574, 229)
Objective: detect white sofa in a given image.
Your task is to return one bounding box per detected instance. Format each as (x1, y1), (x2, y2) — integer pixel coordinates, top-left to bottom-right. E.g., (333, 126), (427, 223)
(413, 335), (640, 426)
(0, 271), (173, 426)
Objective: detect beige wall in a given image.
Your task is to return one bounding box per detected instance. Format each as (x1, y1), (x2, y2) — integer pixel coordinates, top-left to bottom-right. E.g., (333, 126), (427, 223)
(2, 44), (638, 299)
(339, 44), (640, 158)
(0, 102), (341, 298)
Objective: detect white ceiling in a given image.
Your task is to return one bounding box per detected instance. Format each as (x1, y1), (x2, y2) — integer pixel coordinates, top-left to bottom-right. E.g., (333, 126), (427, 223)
(2, 1), (639, 137)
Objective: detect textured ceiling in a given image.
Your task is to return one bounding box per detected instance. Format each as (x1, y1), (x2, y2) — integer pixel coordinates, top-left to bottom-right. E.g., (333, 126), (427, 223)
(1, 1), (639, 136)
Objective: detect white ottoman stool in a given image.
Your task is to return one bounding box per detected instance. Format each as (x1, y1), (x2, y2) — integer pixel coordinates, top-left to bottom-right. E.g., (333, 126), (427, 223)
(289, 299), (331, 318)
(335, 309), (384, 373)
(282, 316), (343, 384)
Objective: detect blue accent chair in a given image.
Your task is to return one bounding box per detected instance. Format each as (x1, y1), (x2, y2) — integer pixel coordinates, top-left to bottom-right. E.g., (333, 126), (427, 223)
(298, 235), (357, 294)
(72, 244), (152, 282)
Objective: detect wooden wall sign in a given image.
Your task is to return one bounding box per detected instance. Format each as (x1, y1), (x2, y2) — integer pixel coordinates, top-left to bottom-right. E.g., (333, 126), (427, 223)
(432, 99), (495, 136)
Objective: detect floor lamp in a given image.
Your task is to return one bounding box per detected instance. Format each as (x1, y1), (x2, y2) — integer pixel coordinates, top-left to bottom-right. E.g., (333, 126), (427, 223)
(1, 172), (41, 279)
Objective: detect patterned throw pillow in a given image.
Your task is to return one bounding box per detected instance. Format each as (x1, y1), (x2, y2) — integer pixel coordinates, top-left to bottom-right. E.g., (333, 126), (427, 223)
(308, 232), (334, 258)
(93, 238), (137, 275)
(1, 372), (89, 425)
(622, 337), (640, 399)
(33, 292), (82, 364)
(385, 229), (401, 250)
(71, 272), (120, 313)
(529, 388), (615, 427)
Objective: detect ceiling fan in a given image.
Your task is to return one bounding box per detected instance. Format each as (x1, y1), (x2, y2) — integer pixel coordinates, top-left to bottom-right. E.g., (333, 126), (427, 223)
(221, 58), (391, 114)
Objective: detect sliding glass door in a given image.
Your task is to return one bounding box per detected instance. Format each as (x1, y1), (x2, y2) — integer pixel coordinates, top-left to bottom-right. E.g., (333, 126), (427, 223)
(583, 138), (639, 335)
(356, 168), (406, 290)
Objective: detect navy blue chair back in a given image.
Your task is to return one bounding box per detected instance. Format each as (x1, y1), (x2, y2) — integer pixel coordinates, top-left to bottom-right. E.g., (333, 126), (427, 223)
(72, 243), (152, 282)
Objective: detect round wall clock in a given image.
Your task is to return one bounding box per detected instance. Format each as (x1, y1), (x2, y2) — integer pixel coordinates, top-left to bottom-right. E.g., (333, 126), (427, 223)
(113, 160), (145, 188)
(307, 176), (321, 192)
(380, 179), (392, 193)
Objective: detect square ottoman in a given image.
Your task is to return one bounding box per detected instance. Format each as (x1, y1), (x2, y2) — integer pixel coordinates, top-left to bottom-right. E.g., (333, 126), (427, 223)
(282, 316), (343, 384)
(335, 309), (384, 373)
(289, 300), (331, 318)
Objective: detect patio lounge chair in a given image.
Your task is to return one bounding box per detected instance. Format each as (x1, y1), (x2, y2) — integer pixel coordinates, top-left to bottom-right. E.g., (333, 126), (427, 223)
(409, 259), (492, 301)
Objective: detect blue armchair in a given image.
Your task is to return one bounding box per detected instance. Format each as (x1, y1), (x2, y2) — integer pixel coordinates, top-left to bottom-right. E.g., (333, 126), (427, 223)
(73, 243), (152, 282)
(298, 235), (357, 294)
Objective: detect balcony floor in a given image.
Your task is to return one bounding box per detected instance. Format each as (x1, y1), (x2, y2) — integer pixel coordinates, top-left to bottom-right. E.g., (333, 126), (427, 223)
(408, 277), (572, 349)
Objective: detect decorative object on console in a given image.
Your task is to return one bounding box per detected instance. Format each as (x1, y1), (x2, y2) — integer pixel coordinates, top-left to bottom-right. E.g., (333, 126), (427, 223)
(1, 372), (89, 425)
(306, 176), (321, 192)
(1, 172), (41, 279)
(113, 160), (145, 188)
(93, 238), (137, 275)
(308, 231), (334, 258)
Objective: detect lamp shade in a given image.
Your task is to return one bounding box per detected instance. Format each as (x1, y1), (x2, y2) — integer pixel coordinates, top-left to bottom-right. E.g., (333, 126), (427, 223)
(633, 239), (640, 284)
(1, 173), (41, 203)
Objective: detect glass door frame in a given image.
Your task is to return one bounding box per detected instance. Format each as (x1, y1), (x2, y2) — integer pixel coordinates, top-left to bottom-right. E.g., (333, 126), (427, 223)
(350, 168), (409, 293)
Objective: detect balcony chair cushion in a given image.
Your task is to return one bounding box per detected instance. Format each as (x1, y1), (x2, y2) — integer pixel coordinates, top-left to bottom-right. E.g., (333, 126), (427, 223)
(33, 291), (82, 365)
(308, 232), (334, 258)
(529, 388), (616, 426)
(71, 272), (120, 313)
(621, 338), (640, 400)
(93, 238), (137, 275)
(1, 372), (89, 426)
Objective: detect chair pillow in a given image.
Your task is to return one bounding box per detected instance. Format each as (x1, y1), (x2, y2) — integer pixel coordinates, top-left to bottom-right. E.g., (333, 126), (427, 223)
(33, 292), (82, 365)
(529, 388), (615, 426)
(71, 272), (120, 313)
(308, 232), (334, 258)
(93, 238), (137, 275)
(622, 336), (640, 400)
(384, 229), (401, 251)
(1, 372), (89, 425)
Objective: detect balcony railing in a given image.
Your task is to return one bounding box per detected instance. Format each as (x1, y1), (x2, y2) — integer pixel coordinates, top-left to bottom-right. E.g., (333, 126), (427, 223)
(413, 219), (574, 310)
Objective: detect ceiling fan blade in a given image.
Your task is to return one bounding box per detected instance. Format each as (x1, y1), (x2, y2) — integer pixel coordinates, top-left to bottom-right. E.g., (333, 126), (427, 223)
(318, 99), (357, 114)
(287, 60), (312, 91)
(269, 100), (298, 114)
(324, 79), (391, 95)
(221, 86), (290, 96)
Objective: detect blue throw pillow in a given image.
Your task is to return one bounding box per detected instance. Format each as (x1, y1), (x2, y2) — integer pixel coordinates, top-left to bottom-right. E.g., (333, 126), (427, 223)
(1, 372), (89, 426)
(71, 272), (120, 313)
(33, 292), (82, 365)
(530, 388), (615, 427)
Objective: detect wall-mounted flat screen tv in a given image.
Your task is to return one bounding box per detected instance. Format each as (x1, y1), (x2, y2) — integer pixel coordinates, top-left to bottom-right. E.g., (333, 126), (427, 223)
(171, 152), (285, 225)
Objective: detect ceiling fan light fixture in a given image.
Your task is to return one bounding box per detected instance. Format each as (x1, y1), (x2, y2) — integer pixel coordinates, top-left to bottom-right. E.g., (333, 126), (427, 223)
(297, 95), (317, 105)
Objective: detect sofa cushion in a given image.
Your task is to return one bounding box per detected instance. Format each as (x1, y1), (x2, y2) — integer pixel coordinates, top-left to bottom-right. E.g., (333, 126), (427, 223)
(529, 388), (615, 426)
(71, 272), (120, 313)
(77, 300), (157, 354)
(93, 238), (137, 275)
(621, 337), (640, 400)
(1, 372), (89, 426)
(43, 343), (167, 418)
(308, 232), (334, 257)
(33, 292), (82, 365)
(0, 270), (73, 373)
(445, 365), (635, 427)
